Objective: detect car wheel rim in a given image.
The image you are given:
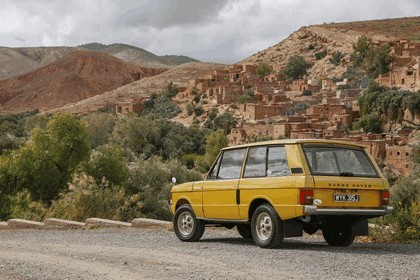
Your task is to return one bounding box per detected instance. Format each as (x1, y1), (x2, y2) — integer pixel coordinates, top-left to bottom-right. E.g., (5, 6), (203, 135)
(178, 212), (194, 236)
(256, 212), (272, 241)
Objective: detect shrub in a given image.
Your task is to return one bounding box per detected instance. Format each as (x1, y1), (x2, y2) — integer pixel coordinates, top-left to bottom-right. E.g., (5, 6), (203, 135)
(352, 112), (382, 133)
(256, 62), (273, 78)
(7, 189), (48, 221)
(315, 50), (327, 60)
(307, 44), (315, 50)
(126, 157), (202, 220)
(82, 145), (129, 186)
(302, 89), (312, 96)
(329, 51), (345, 65)
(48, 173), (143, 222)
(283, 55), (312, 80)
(194, 105), (204, 116)
(186, 103), (194, 116)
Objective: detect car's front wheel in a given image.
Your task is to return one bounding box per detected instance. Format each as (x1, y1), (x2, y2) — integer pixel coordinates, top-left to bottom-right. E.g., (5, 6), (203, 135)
(251, 204), (284, 248)
(174, 204), (205, 242)
(322, 222), (355, 247)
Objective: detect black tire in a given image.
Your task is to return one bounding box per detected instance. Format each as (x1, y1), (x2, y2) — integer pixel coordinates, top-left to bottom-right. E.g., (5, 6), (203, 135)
(322, 223), (356, 247)
(251, 204), (284, 248)
(237, 224), (252, 239)
(173, 204), (205, 242)
(303, 223), (319, 235)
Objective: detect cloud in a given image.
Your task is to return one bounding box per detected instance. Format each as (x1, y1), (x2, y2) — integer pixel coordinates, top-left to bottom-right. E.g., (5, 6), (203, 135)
(0, 0), (419, 62)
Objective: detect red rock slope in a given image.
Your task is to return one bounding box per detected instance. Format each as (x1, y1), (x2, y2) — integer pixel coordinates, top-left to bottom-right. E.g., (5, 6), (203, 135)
(0, 50), (164, 114)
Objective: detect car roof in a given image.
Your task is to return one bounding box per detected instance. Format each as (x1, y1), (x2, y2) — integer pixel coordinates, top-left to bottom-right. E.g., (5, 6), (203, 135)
(221, 139), (366, 151)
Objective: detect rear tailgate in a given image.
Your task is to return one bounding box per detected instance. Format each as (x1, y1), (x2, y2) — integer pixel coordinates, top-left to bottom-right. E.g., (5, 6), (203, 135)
(311, 175), (384, 208)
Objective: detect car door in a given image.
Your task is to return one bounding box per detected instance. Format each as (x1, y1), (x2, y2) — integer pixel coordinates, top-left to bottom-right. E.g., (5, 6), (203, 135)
(200, 148), (246, 220)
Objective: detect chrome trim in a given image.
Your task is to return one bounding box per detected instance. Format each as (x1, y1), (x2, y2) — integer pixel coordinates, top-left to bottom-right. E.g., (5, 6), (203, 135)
(198, 218), (249, 224)
(304, 205), (393, 216)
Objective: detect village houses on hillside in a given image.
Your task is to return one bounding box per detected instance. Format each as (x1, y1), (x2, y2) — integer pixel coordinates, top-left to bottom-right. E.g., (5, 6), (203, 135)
(117, 38), (420, 176)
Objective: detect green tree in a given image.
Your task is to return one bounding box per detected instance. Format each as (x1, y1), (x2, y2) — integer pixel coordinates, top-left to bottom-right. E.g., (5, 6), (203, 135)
(164, 81), (178, 99)
(329, 51), (344, 66)
(352, 112), (382, 133)
(83, 112), (115, 149)
(283, 55), (312, 80)
(82, 144), (129, 186)
(256, 62), (273, 78)
(12, 112), (91, 202)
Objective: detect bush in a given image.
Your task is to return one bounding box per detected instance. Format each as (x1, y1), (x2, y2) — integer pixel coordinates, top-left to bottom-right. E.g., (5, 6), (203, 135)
(7, 189), (48, 221)
(194, 105), (204, 116)
(126, 157), (202, 220)
(315, 50), (327, 60)
(302, 89), (312, 96)
(307, 44), (315, 50)
(48, 173), (143, 222)
(82, 145), (129, 186)
(283, 55), (312, 80)
(256, 62), (273, 78)
(186, 103), (194, 116)
(352, 112), (382, 133)
(329, 51), (345, 65)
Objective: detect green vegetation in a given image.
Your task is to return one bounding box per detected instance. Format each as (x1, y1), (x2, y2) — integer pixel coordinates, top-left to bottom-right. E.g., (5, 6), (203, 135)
(352, 112), (382, 133)
(351, 36), (393, 78)
(283, 55), (312, 80)
(236, 88), (255, 103)
(314, 49), (327, 60)
(256, 62), (273, 78)
(370, 140), (420, 243)
(143, 94), (181, 119)
(302, 89), (312, 96)
(329, 51), (344, 65)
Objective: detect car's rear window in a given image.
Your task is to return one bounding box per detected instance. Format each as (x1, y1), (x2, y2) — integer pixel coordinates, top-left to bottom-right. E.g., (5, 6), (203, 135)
(303, 145), (378, 177)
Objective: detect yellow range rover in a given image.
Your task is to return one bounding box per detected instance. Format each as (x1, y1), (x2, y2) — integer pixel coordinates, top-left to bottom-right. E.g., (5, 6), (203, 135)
(170, 139), (393, 248)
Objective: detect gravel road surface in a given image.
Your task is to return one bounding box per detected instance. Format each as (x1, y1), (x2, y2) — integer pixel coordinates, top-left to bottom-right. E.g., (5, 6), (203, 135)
(0, 227), (419, 280)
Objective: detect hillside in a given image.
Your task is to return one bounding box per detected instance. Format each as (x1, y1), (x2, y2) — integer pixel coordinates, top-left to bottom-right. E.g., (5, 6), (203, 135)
(0, 50), (162, 114)
(80, 43), (199, 68)
(0, 47), (76, 80)
(318, 16), (420, 42)
(242, 17), (420, 79)
(0, 43), (198, 81)
(52, 62), (225, 114)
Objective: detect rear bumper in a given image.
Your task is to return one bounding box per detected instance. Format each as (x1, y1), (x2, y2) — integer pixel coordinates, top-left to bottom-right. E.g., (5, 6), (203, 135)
(304, 205), (393, 216)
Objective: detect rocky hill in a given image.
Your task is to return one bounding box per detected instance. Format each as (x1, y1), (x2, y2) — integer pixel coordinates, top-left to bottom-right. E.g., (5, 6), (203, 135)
(0, 43), (198, 81)
(0, 50), (163, 114)
(79, 43), (199, 68)
(242, 16), (420, 80)
(52, 62), (225, 114)
(0, 46), (77, 81)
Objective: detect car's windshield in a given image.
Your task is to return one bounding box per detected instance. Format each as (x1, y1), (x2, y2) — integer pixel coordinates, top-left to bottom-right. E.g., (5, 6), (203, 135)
(303, 145), (378, 177)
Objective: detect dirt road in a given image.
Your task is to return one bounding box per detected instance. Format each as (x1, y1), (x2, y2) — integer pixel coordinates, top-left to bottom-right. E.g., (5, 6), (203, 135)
(0, 228), (419, 279)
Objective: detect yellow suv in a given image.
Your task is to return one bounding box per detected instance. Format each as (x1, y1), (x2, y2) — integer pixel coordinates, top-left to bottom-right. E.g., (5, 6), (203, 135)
(170, 139), (393, 248)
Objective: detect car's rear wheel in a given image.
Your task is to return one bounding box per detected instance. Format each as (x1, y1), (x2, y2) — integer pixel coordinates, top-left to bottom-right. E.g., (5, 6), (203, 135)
(251, 204), (284, 248)
(237, 224), (252, 239)
(174, 204), (205, 242)
(322, 223), (355, 247)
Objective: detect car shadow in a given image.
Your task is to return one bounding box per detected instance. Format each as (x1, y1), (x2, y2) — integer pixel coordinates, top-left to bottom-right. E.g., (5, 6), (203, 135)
(199, 237), (420, 256)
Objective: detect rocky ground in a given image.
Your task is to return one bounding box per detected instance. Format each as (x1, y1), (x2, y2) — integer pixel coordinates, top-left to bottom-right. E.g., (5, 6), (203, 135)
(0, 227), (418, 280)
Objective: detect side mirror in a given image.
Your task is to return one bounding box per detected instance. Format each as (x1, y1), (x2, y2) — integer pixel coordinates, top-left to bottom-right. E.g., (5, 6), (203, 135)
(171, 177), (177, 184)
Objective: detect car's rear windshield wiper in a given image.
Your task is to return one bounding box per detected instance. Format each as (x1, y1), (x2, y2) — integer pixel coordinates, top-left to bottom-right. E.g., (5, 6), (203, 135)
(340, 172), (354, 176)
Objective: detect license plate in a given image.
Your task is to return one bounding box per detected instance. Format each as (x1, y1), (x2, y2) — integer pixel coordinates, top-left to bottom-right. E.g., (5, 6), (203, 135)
(334, 194), (360, 202)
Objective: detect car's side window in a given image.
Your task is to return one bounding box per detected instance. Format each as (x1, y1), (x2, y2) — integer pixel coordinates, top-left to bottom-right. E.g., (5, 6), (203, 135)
(267, 146), (290, 177)
(244, 147), (267, 178)
(217, 148), (246, 180)
(208, 153), (222, 179)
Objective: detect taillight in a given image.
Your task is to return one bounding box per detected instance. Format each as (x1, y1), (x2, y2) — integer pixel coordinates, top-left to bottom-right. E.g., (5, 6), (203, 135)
(300, 189), (314, 205)
(382, 190), (390, 206)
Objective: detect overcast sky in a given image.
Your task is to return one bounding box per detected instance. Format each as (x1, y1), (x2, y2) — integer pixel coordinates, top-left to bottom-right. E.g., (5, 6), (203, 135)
(1, 0), (419, 63)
